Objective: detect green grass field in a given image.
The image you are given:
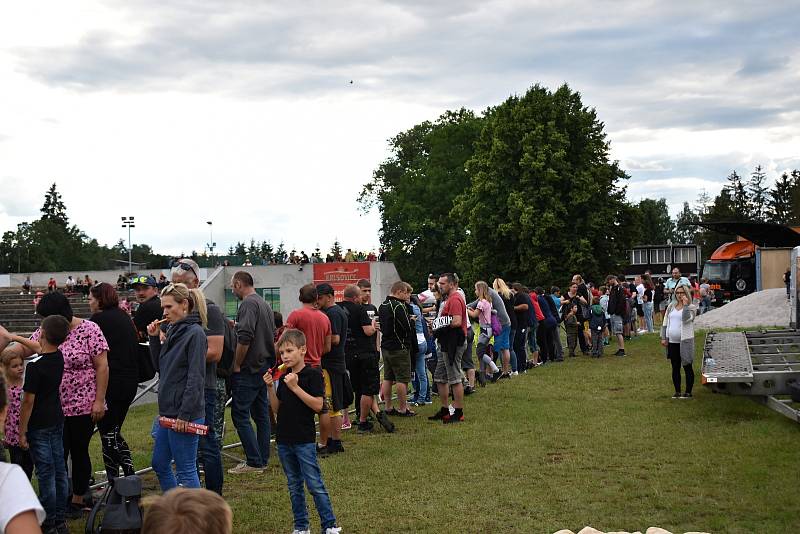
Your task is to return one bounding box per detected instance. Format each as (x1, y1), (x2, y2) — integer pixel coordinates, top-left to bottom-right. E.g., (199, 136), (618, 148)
(71, 331), (799, 534)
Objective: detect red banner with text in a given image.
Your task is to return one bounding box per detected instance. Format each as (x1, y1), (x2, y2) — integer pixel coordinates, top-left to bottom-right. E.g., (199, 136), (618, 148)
(313, 262), (371, 302)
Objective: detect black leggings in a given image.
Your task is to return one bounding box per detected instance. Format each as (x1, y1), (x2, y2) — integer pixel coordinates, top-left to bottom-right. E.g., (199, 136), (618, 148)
(537, 324), (556, 362)
(668, 343), (694, 394)
(63, 414), (95, 497)
(97, 386), (137, 480)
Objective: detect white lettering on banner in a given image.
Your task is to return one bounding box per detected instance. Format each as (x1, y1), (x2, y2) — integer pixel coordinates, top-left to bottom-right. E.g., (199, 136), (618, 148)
(432, 315), (453, 331)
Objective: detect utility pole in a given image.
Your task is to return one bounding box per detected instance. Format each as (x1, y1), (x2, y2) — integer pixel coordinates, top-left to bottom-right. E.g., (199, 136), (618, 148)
(206, 221), (216, 266)
(121, 216), (135, 274)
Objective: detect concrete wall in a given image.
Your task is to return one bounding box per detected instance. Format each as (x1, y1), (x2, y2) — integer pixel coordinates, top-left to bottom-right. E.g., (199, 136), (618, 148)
(200, 262), (401, 318)
(5, 268), (210, 288)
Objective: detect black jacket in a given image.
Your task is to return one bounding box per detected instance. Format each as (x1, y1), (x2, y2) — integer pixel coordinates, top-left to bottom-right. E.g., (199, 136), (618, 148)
(607, 284), (625, 316)
(378, 296), (416, 353)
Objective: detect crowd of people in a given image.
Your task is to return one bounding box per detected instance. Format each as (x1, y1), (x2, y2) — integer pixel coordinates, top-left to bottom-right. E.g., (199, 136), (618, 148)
(0, 261), (700, 534)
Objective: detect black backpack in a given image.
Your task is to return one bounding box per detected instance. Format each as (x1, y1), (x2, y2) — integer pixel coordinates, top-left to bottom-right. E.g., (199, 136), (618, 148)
(85, 475), (143, 534)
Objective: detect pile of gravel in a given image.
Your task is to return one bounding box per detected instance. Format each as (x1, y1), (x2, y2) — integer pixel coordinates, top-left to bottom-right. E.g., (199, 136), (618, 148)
(554, 527), (709, 534)
(694, 287), (789, 330)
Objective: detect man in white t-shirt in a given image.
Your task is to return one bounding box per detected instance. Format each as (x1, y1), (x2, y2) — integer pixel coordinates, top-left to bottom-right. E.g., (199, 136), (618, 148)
(635, 275), (646, 333)
(665, 268), (690, 302)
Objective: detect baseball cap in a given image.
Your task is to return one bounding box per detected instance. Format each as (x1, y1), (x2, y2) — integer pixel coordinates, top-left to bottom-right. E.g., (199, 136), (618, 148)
(130, 275), (158, 287)
(316, 283), (335, 296)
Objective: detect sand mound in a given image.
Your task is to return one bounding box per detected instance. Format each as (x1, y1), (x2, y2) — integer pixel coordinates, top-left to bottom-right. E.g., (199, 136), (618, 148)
(694, 288), (789, 330)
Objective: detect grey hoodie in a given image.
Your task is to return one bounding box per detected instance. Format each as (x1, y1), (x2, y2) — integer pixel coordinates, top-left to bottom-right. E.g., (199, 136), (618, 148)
(149, 314), (207, 421)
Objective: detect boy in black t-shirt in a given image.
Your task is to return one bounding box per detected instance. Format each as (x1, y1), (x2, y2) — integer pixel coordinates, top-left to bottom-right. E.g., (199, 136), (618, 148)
(263, 329), (341, 534)
(2, 315), (71, 534)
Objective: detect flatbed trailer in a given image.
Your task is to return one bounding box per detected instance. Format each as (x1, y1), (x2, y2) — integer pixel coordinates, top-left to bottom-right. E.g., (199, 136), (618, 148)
(702, 330), (800, 423)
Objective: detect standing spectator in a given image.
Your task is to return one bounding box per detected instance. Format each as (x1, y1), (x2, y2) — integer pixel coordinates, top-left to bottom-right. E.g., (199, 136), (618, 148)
(510, 283), (532, 372)
(263, 330), (342, 534)
(428, 273), (468, 424)
(1, 349), (34, 479)
(664, 268), (690, 303)
(589, 296), (606, 357)
(571, 275), (592, 353)
(378, 282), (416, 416)
(467, 281), (501, 381)
(660, 284), (697, 399)
(228, 272), (276, 474)
(315, 283), (349, 455)
(5, 292), (109, 517)
(642, 274), (655, 333)
(131, 276), (162, 340)
(784, 268), (791, 300)
(147, 283), (207, 491)
(493, 278), (517, 375)
(563, 304), (580, 357)
(171, 258), (226, 495)
(285, 285), (332, 369)
(88, 283), (139, 482)
(606, 275), (626, 356)
(654, 278), (665, 324)
(409, 293), (431, 405)
(534, 287), (560, 363)
(634, 275), (646, 334)
(2, 317), (71, 534)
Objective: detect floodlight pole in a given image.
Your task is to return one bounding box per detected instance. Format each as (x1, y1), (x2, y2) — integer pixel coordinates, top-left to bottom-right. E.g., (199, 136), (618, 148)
(206, 221), (216, 266)
(121, 216), (135, 274)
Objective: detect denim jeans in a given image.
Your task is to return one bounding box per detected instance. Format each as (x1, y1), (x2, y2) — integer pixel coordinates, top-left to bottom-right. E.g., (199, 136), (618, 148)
(509, 328), (518, 372)
(411, 340), (430, 403)
(643, 302), (654, 332)
(277, 442), (337, 532)
(231, 370), (271, 468)
(28, 424), (68, 526)
(199, 388), (224, 494)
(152, 418), (202, 491)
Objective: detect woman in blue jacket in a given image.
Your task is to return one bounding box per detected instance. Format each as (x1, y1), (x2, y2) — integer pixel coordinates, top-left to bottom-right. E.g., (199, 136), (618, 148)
(147, 283), (208, 491)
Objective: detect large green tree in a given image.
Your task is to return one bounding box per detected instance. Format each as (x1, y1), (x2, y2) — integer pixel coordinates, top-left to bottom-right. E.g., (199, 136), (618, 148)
(359, 109), (483, 287)
(452, 84), (636, 287)
(635, 198), (674, 244)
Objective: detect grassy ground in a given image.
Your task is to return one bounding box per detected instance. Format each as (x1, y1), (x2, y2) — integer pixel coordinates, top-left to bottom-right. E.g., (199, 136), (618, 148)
(70, 330), (800, 534)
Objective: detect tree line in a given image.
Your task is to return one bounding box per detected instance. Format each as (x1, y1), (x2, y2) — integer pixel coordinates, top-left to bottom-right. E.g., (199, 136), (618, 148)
(359, 83), (800, 288)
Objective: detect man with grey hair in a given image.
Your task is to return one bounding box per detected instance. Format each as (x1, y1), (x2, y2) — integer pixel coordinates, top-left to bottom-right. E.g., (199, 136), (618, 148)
(170, 258), (225, 494)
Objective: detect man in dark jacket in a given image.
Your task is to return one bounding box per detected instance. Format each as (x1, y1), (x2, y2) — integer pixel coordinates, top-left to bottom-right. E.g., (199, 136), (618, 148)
(378, 281), (417, 416)
(606, 275), (626, 356)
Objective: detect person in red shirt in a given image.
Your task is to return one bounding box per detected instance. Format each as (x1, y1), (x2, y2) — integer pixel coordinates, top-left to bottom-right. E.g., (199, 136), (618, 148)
(427, 273), (468, 424)
(285, 285), (332, 368)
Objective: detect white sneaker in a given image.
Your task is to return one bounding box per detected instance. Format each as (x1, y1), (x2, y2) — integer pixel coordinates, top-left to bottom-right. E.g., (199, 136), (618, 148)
(292, 530), (311, 534)
(227, 462), (265, 474)
(448, 403), (454, 415)
(325, 528), (342, 534)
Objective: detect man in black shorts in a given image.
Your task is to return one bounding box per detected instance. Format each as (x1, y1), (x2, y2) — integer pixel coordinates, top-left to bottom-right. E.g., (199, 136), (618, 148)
(316, 283), (349, 454)
(339, 284), (393, 433)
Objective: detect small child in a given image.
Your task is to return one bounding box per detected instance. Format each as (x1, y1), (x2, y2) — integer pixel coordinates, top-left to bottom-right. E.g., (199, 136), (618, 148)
(589, 296), (606, 358)
(2, 315), (71, 534)
(564, 304), (579, 357)
(1, 348), (34, 479)
(263, 329), (341, 534)
(142, 487), (232, 534)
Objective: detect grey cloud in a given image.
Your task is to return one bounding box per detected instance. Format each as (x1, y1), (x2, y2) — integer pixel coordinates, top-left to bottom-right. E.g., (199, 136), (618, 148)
(737, 56), (791, 77)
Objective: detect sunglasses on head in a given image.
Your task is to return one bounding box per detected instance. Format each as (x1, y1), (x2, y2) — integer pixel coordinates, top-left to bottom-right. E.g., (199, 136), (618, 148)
(130, 276), (151, 286)
(169, 260), (198, 280)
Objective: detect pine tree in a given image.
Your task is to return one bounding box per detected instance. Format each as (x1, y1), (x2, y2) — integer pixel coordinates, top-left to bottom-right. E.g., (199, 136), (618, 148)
(674, 202), (699, 243)
(694, 189), (712, 218)
(274, 242), (288, 263)
(40, 183), (69, 226)
(330, 239), (343, 261)
(768, 172), (794, 224)
(748, 165), (769, 220)
(727, 171), (750, 219)
(260, 241), (274, 262)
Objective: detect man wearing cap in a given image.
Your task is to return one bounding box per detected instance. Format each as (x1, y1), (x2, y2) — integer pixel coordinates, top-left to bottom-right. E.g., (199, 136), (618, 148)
(316, 283), (349, 455)
(131, 275), (161, 342)
(170, 258), (226, 495)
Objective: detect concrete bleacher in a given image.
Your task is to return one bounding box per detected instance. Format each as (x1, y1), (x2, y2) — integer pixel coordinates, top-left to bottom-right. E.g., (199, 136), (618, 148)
(0, 288), (94, 337)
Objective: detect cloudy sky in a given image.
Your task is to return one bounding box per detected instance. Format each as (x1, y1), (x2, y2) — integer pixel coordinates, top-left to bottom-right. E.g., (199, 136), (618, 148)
(1, 1), (798, 256)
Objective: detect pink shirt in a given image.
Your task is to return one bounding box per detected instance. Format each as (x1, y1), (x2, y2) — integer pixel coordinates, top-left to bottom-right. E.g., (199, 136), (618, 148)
(476, 299), (492, 326)
(32, 320), (109, 417)
(3, 383), (23, 446)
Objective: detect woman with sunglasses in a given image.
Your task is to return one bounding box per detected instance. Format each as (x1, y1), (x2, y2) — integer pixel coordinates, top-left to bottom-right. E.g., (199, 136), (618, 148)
(660, 283), (697, 399)
(146, 283), (208, 491)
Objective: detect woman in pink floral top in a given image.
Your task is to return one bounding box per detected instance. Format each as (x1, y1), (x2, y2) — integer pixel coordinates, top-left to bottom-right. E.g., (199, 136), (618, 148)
(1, 350), (34, 479)
(5, 292), (109, 514)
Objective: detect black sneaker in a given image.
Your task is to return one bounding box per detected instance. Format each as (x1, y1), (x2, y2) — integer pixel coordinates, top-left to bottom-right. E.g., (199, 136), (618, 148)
(317, 444), (331, 457)
(464, 385), (475, 396)
(329, 440), (345, 453)
(497, 372), (511, 380)
(428, 407), (448, 420)
(65, 502), (85, 519)
(357, 421), (374, 433)
(442, 410), (464, 424)
(614, 349), (625, 357)
(681, 392), (693, 399)
(671, 392), (681, 399)
(375, 410), (395, 433)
